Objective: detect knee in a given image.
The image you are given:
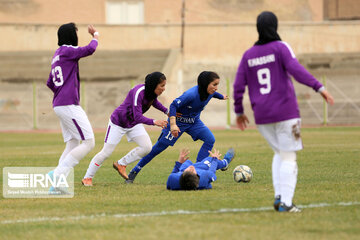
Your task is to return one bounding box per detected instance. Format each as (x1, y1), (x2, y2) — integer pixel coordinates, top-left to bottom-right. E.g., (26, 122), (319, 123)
(84, 138), (95, 152)
(205, 133), (215, 145)
(139, 143), (153, 157)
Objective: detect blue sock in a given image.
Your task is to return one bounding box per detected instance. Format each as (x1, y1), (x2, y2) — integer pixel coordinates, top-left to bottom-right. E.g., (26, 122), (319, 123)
(215, 159), (228, 170)
(196, 141), (214, 162)
(131, 141), (169, 173)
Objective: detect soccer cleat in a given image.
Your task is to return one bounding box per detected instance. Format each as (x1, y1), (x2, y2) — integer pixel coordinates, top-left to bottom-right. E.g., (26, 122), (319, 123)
(221, 147), (235, 171)
(113, 162), (128, 180)
(273, 195), (281, 211)
(125, 171), (138, 184)
(278, 202), (302, 213)
(81, 178), (93, 187)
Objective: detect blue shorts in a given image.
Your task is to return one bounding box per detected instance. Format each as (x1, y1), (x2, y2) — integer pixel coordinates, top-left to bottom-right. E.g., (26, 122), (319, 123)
(157, 118), (213, 146)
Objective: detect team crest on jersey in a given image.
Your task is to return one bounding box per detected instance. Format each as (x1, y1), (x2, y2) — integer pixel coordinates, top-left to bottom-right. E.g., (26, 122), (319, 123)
(203, 160), (211, 167)
(177, 99), (181, 104)
(187, 106), (192, 109)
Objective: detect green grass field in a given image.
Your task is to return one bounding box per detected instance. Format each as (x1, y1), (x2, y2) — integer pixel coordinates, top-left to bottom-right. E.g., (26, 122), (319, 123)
(0, 127), (359, 240)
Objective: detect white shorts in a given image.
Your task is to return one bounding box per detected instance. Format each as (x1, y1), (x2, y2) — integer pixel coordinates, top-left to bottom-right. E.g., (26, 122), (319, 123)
(104, 119), (149, 145)
(257, 118), (303, 152)
(53, 105), (94, 142)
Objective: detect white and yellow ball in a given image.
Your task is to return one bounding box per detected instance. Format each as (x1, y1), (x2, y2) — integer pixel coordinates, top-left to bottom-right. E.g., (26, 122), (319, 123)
(233, 165), (253, 183)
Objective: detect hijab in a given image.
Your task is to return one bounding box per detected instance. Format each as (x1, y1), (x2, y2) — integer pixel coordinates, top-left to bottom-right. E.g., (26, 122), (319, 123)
(255, 11), (281, 45)
(197, 71), (219, 101)
(57, 23), (78, 46)
(144, 71), (166, 100)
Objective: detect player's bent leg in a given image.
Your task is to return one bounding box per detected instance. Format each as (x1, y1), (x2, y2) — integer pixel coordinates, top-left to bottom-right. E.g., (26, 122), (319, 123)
(83, 142), (117, 183)
(55, 138), (95, 178)
(58, 139), (80, 164)
(278, 151), (299, 212)
(118, 135), (152, 166)
(195, 129), (215, 162)
(126, 141), (169, 184)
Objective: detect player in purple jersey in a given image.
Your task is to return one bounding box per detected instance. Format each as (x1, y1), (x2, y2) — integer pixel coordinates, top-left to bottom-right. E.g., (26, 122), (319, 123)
(46, 23), (99, 191)
(233, 12), (334, 212)
(82, 72), (168, 186)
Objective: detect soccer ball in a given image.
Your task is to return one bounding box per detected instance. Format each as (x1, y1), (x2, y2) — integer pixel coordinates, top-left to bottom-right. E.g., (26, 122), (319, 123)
(233, 165), (253, 183)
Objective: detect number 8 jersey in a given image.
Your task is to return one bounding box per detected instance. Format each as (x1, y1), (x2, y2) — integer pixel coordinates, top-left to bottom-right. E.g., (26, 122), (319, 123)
(46, 39), (98, 107)
(233, 40), (323, 125)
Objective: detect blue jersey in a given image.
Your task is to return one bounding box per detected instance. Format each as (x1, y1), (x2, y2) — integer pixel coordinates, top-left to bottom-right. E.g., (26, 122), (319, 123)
(166, 157), (218, 190)
(169, 86), (223, 125)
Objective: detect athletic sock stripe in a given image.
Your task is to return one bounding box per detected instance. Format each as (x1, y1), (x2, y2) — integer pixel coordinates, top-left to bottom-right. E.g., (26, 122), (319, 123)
(72, 119), (85, 140)
(105, 125), (111, 143)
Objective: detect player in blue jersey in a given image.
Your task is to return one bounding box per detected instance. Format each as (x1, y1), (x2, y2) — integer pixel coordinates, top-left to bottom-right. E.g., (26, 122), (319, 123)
(82, 72), (168, 186)
(233, 11), (334, 212)
(47, 23), (99, 183)
(124, 71), (228, 183)
(167, 148), (234, 190)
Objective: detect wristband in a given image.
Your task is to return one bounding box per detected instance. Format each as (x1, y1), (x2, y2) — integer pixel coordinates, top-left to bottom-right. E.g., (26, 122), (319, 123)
(94, 32), (99, 36)
(317, 86), (325, 93)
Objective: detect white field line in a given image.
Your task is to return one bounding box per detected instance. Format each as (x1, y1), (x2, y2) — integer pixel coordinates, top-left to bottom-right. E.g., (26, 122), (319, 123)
(1, 201), (359, 225)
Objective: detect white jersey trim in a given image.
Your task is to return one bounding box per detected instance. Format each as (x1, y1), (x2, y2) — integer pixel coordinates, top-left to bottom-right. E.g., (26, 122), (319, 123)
(134, 86), (145, 106)
(280, 41), (296, 59)
(61, 44), (79, 49)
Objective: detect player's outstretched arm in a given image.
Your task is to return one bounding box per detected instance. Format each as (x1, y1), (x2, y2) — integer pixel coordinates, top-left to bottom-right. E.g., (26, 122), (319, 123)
(154, 119), (168, 128)
(178, 149), (190, 163)
(236, 114), (249, 131)
(320, 89), (334, 105)
(170, 116), (180, 137)
(88, 25), (99, 40)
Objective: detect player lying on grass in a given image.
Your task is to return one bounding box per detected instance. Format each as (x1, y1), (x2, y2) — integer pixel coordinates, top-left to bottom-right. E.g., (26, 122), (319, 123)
(124, 71), (228, 183)
(82, 72), (168, 186)
(47, 23), (99, 191)
(233, 11), (334, 212)
(167, 148), (235, 190)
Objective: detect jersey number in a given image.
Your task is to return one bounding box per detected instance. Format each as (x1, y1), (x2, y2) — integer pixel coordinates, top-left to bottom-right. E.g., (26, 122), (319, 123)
(257, 68), (271, 95)
(165, 131), (174, 141)
(52, 66), (64, 87)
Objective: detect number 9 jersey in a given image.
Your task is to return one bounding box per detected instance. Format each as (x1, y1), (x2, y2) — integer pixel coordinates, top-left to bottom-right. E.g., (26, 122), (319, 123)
(233, 40), (323, 125)
(46, 39), (98, 107)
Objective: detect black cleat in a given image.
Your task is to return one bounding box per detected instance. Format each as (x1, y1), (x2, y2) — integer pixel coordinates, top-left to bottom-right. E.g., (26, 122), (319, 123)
(125, 171), (138, 184)
(278, 202), (301, 213)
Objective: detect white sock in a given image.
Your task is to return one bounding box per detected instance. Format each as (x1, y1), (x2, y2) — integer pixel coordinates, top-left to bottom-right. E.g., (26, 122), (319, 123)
(58, 139), (80, 164)
(279, 151), (298, 206)
(55, 138), (95, 177)
(118, 135), (152, 166)
(84, 143), (116, 179)
(272, 152), (281, 197)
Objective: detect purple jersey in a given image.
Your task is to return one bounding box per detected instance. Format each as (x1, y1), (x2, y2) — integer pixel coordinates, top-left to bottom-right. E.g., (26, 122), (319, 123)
(46, 39), (98, 107)
(233, 41), (323, 124)
(110, 84), (168, 128)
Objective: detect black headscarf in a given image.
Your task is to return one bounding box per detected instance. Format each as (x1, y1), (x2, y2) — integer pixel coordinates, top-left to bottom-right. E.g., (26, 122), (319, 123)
(57, 23), (78, 46)
(197, 71), (219, 101)
(255, 11), (281, 45)
(144, 71), (166, 100)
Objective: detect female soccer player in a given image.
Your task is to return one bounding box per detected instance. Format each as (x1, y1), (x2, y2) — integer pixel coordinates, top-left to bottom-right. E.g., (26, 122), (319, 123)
(233, 11), (334, 212)
(47, 23), (99, 182)
(125, 71), (228, 183)
(82, 72), (168, 186)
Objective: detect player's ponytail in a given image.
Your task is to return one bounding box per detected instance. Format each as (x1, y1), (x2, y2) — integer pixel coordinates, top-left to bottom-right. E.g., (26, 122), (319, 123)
(144, 71), (166, 100)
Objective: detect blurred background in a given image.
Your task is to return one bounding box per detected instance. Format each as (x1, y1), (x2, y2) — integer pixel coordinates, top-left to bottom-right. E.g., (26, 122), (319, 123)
(0, 0), (359, 130)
